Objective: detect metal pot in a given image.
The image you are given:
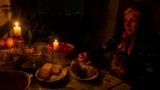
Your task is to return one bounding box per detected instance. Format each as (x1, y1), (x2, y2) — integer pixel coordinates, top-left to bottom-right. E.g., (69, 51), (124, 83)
(0, 70), (32, 90)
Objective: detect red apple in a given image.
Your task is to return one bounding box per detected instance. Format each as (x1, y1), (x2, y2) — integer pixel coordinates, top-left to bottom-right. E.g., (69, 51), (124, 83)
(67, 46), (73, 51)
(6, 38), (14, 48)
(46, 44), (53, 51)
(58, 43), (63, 51)
(0, 38), (6, 48)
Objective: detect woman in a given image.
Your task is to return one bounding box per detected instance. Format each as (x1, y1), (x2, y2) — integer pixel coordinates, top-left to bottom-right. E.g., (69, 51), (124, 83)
(78, 1), (159, 89)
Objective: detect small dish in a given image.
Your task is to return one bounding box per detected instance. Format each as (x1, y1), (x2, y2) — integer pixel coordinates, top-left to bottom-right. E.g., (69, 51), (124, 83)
(35, 64), (67, 82)
(69, 62), (98, 80)
(30, 51), (42, 56)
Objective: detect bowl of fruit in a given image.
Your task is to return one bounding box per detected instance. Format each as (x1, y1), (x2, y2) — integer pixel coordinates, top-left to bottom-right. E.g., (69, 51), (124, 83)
(46, 42), (74, 59)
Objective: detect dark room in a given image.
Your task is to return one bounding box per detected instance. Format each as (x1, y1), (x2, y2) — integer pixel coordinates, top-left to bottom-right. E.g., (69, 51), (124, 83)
(0, 0), (160, 90)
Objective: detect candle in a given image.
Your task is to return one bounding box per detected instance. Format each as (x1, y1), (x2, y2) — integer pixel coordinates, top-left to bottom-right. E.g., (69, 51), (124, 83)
(53, 39), (59, 51)
(13, 22), (21, 37)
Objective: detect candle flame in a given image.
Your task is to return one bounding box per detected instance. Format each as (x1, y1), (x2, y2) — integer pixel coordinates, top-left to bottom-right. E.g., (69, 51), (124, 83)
(53, 39), (59, 51)
(15, 22), (19, 27)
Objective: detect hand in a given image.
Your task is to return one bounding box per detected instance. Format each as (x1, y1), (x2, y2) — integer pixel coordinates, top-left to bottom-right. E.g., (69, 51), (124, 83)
(78, 52), (88, 62)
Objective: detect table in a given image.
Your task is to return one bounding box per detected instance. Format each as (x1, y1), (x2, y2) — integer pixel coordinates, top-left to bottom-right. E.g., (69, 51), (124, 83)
(28, 66), (133, 90)
(0, 45), (133, 90)
(0, 60), (133, 90)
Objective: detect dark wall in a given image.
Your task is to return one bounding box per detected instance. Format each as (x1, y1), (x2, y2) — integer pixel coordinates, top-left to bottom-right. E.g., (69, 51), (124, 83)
(83, 0), (110, 50)
(9, 0), (160, 51)
(115, 0), (160, 36)
(149, 0), (160, 35)
(9, 0), (110, 51)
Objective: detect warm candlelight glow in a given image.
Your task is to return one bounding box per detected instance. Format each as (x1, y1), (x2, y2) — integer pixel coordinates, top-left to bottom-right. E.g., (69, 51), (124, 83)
(13, 22), (21, 37)
(15, 22), (18, 27)
(53, 39), (59, 51)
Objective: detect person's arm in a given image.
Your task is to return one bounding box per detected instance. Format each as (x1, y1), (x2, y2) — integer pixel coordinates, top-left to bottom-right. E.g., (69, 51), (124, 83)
(78, 34), (121, 62)
(88, 34), (121, 58)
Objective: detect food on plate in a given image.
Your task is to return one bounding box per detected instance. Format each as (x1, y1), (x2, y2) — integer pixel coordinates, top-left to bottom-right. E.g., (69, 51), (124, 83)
(38, 63), (52, 79)
(51, 65), (62, 75)
(49, 75), (58, 80)
(70, 61), (98, 79)
(85, 65), (97, 78)
(70, 61), (81, 72)
(37, 63), (64, 81)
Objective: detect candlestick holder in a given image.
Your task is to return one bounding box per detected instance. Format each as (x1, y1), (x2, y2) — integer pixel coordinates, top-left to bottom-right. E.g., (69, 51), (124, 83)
(51, 50), (61, 64)
(13, 36), (26, 55)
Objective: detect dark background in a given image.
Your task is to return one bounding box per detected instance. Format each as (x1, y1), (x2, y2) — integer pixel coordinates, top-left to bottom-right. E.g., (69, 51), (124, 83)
(10, 0), (160, 51)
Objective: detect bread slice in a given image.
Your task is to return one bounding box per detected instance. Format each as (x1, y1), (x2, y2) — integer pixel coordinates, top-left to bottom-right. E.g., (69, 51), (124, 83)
(51, 65), (61, 75)
(38, 63), (52, 79)
(49, 75), (58, 80)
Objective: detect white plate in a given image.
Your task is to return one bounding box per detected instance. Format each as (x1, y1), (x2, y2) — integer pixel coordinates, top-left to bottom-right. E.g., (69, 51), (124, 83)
(69, 65), (98, 80)
(35, 65), (67, 82)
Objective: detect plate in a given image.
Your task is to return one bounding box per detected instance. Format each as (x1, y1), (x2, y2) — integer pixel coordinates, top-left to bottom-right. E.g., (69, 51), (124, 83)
(69, 64), (98, 80)
(35, 64), (67, 82)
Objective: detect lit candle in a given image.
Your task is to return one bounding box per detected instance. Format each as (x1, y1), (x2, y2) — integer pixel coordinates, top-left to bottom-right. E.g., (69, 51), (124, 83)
(53, 39), (59, 51)
(13, 22), (21, 37)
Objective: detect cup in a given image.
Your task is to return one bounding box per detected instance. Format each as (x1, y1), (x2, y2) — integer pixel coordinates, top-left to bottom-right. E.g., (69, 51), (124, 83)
(34, 42), (46, 52)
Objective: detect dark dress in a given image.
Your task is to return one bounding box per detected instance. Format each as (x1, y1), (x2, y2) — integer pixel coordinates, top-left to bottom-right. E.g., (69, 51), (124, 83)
(88, 33), (160, 90)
